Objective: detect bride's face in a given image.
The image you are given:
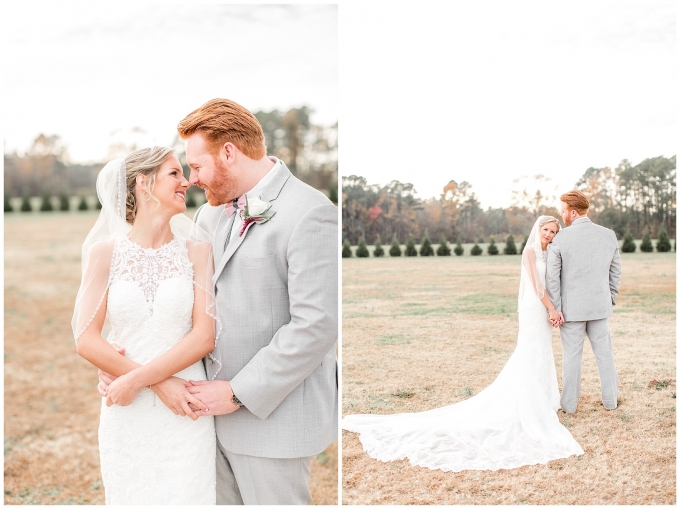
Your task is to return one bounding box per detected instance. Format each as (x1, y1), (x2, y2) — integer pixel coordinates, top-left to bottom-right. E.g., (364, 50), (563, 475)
(148, 155), (189, 214)
(540, 222), (559, 245)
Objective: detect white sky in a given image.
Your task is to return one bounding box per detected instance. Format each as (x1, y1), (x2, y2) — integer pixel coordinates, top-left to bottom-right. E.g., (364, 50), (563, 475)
(2, 2), (337, 163)
(340, 0), (677, 209)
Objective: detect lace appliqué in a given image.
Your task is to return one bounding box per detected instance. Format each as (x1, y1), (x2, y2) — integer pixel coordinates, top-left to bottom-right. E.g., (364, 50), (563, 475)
(109, 236), (194, 314)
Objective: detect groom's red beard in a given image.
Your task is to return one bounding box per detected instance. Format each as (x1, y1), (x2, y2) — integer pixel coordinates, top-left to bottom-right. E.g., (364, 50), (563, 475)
(203, 157), (239, 206)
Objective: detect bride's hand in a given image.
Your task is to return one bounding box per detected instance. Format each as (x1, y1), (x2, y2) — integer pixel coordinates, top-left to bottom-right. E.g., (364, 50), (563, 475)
(548, 308), (561, 326)
(105, 372), (141, 407)
(151, 377), (209, 421)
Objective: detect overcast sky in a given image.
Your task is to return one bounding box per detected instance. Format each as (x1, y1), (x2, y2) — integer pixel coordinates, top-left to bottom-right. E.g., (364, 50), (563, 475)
(2, 1), (676, 210)
(340, 0), (677, 209)
(3, 3), (337, 163)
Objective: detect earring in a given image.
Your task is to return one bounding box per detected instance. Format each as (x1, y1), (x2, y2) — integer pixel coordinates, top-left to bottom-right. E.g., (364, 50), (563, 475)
(142, 191), (151, 202)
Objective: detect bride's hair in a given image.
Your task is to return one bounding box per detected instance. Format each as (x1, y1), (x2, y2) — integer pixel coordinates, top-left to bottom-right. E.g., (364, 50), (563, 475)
(124, 147), (174, 224)
(539, 215), (561, 230)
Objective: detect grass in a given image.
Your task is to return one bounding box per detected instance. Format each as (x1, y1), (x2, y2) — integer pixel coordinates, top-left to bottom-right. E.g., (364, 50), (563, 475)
(4, 212), (337, 505)
(342, 253), (675, 505)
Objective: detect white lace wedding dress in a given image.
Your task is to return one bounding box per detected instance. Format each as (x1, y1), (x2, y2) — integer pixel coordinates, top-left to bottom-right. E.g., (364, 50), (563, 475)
(98, 236), (216, 504)
(342, 246), (584, 472)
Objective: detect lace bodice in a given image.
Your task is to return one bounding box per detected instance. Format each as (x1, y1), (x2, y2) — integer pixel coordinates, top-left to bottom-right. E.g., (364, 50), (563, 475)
(105, 235), (198, 370)
(108, 236), (194, 315)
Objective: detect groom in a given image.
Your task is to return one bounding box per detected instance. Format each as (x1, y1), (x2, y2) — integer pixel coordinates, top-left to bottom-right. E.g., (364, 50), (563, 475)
(546, 190), (621, 414)
(180, 99), (338, 504)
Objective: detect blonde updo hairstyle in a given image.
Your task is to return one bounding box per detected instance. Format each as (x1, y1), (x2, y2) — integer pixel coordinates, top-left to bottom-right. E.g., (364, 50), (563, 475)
(124, 147), (175, 224)
(539, 215), (561, 231)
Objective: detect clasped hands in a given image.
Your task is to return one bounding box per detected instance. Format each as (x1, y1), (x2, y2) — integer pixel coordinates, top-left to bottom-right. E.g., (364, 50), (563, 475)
(98, 348), (240, 420)
(548, 308), (564, 328)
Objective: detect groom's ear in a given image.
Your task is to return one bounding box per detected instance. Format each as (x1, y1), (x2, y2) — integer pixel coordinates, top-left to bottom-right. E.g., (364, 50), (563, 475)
(221, 142), (237, 164)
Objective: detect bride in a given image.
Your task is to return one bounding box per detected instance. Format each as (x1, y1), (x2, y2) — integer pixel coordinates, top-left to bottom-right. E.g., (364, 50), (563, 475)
(342, 216), (584, 472)
(73, 147), (218, 504)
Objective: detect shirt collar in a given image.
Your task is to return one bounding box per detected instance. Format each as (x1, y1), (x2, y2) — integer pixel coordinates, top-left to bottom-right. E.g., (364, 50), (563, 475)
(245, 157), (280, 199)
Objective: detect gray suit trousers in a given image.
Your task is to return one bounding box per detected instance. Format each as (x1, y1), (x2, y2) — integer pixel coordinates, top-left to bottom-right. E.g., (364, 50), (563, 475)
(560, 318), (618, 413)
(216, 438), (312, 505)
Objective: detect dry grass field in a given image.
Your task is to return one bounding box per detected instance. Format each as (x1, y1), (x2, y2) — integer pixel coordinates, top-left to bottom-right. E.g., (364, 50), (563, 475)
(4, 211), (337, 505)
(342, 253), (675, 505)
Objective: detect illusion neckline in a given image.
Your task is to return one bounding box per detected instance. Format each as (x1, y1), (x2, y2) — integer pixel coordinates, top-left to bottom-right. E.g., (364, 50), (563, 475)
(123, 235), (177, 253)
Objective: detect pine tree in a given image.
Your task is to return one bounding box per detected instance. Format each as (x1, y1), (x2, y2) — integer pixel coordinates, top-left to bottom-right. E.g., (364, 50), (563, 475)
(437, 235), (451, 256)
(185, 191), (197, 208)
(77, 195), (89, 211)
(328, 185), (338, 204)
(419, 231), (434, 256)
(640, 227), (653, 252)
(520, 236), (528, 253)
(356, 236), (369, 257)
(20, 194), (32, 212)
(656, 225), (671, 252)
(342, 239), (352, 258)
(389, 234), (402, 257)
(4, 192), (13, 212)
(470, 243), (482, 256)
(373, 235), (384, 257)
(621, 229), (636, 253)
(504, 235), (517, 255)
(453, 240), (464, 256)
(59, 193), (70, 211)
(487, 238), (499, 255)
(39, 193), (53, 212)
(405, 236), (418, 256)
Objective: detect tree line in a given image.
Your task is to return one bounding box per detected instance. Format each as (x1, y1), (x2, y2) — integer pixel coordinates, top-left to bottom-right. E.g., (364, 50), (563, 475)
(342, 156), (675, 246)
(4, 106), (338, 206)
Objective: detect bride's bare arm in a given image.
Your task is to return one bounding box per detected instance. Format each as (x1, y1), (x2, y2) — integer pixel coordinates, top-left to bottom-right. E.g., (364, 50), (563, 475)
(78, 299), (206, 417)
(522, 248), (560, 324)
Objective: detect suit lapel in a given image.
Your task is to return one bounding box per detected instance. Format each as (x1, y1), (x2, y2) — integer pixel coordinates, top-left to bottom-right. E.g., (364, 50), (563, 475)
(212, 162), (292, 284)
(212, 209), (230, 263)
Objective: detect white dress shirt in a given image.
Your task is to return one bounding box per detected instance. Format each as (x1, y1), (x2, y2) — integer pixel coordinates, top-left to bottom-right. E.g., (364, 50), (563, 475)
(225, 157), (281, 249)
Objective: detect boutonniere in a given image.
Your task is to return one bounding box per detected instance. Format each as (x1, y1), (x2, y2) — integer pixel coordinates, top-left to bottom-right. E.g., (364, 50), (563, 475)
(239, 195), (276, 237)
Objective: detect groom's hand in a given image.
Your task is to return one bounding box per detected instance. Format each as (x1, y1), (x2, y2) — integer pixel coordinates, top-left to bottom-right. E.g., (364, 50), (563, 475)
(186, 380), (240, 416)
(151, 377), (208, 421)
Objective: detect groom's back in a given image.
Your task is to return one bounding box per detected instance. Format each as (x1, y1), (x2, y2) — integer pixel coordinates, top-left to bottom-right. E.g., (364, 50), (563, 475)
(548, 218), (620, 322)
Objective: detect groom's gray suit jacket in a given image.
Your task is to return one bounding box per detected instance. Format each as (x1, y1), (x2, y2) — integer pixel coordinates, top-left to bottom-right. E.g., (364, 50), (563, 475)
(546, 217), (621, 322)
(194, 161), (338, 459)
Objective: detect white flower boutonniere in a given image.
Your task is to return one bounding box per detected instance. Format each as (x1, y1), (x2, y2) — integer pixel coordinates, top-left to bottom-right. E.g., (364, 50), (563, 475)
(239, 195), (276, 237)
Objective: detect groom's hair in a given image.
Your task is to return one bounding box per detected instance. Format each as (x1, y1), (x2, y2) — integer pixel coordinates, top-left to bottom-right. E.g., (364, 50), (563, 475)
(177, 99), (266, 160)
(560, 190), (589, 214)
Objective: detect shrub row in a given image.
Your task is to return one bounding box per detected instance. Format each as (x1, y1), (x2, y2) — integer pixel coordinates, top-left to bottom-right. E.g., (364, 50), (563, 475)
(4, 193), (101, 212)
(5, 192), (201, 212)
(343, 231), (675, 257)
